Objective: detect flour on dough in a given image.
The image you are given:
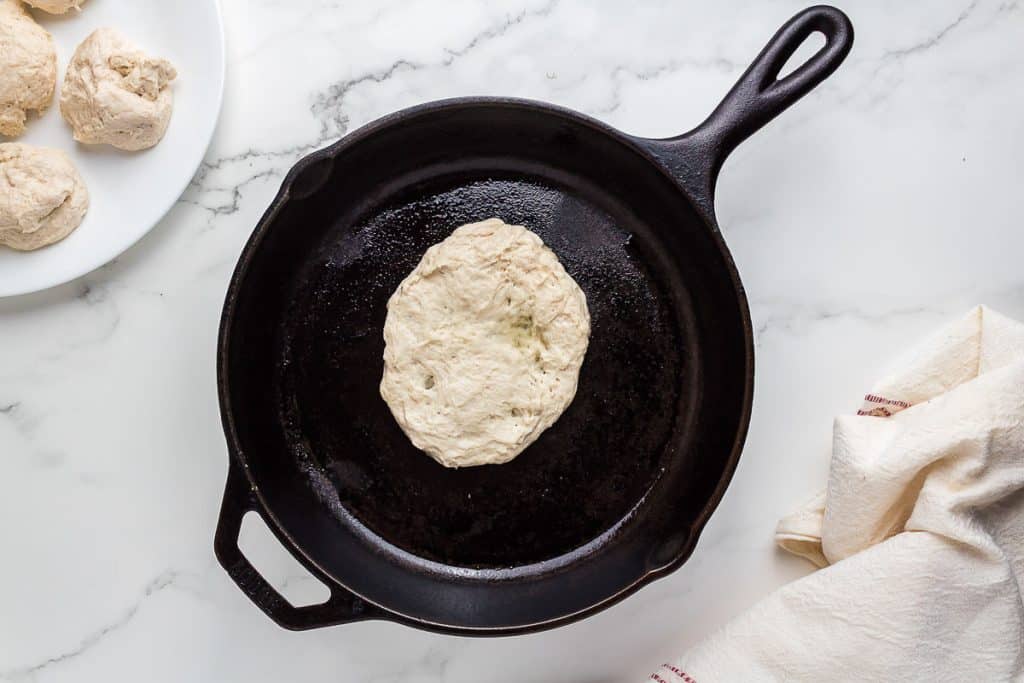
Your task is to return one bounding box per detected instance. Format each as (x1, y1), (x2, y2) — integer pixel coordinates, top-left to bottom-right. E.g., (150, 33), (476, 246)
(380, 218), (591, 468)
(61, 28), (177, 151)
(0, 143), (89, 251)
(22, 0), (85, 13)
(0, 0), (56, 137)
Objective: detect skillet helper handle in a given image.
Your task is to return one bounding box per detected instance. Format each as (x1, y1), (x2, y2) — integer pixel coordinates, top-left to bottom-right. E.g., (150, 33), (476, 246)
(648, 5), (853, 220)
(214, 466), (380, 630)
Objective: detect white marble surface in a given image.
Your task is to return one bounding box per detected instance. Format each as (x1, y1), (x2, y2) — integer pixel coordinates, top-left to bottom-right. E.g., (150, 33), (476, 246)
(2, 0), (1023, 680)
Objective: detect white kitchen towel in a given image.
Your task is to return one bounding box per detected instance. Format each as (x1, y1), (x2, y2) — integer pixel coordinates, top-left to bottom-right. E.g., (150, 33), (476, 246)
(647, 306), (1024, 683)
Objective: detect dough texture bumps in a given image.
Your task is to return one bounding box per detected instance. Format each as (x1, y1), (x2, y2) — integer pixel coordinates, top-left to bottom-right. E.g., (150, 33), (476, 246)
(61, 28), (177, 151)
(22, 0), (85, 13)
(0, 143), (89, 250)
(381, 218), (591, 468)
(0, 0), (56, 137)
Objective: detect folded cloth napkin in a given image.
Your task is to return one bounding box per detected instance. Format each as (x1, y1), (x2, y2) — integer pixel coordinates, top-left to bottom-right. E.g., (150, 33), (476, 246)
(647, 306), (1024, 683)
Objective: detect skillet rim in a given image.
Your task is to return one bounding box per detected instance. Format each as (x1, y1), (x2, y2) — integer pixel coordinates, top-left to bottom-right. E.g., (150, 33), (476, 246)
(216, 95), (755, 632)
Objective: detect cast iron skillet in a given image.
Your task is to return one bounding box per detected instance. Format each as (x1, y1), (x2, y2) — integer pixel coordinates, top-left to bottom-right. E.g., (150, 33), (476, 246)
(215, 6), (853, 633)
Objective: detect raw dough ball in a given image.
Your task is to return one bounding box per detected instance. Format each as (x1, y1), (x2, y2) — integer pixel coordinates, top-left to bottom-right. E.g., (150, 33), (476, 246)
(381, 218), (591, 468)
(0, 0), (56, 137)
(0, 143), (89, 251)
(61, 28), (177, 151)
(22, 0), (85, 13)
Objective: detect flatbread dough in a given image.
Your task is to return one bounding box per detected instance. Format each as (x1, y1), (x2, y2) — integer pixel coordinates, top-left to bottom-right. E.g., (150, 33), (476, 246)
(381, 218), (590, 468)
(61, 28), (177, 151)
(22, 0), (85, 13)
(0, 0), (56, 137)
(0, 143), (89, 250)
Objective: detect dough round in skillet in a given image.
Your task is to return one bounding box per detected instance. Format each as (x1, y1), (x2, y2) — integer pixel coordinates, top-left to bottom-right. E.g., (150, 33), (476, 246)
(380, 217), (590, 468)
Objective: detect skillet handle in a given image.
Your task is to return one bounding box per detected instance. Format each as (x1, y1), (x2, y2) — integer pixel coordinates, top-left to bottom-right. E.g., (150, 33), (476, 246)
(214, 465), (381, 630)
(644, 5), (853, 221)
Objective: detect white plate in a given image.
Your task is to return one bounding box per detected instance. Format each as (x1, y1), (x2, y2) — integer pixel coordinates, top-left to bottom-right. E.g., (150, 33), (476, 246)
(0, 0), (225, 297)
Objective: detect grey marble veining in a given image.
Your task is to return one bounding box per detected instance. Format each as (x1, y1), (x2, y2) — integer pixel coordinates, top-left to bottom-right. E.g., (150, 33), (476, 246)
(2, 1), (1023, 680)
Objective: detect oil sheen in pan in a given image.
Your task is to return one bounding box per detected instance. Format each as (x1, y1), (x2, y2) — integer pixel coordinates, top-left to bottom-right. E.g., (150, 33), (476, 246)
(277, 174), (689, 569)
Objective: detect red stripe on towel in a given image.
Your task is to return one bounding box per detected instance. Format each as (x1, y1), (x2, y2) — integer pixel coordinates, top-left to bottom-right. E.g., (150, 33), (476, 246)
(659, 664), (697, 682)
(863, 394), (911, 408)
(857, 407), (893, 417)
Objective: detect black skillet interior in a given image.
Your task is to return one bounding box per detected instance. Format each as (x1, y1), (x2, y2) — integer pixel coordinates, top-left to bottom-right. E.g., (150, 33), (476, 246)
(283, 159), (700, 569)
(217, 5), (853, 632)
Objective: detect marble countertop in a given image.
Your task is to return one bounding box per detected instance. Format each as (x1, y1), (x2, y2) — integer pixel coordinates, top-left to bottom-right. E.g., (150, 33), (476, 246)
(2, 1), (1022, 680)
